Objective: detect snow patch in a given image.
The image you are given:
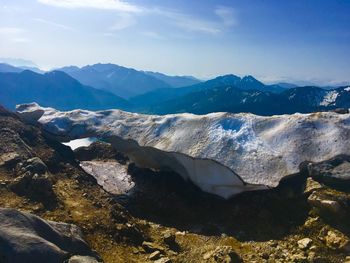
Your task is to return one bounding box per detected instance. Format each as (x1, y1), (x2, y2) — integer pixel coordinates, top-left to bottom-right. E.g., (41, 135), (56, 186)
(80, 161), (134, 194)
(16, 103), (350, 199)
(320, 91), (338, 106)
(63, 137), (97, 150)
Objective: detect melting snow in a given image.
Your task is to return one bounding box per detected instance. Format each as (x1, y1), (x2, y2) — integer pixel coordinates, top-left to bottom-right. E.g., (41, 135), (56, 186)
(80, 161), (135, 195)
(16, 103), (350, 199)
(63, 137), (97, 150)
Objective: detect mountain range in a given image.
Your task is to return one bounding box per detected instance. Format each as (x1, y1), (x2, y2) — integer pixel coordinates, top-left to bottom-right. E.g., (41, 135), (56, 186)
(144, 85), (350, 115)
(57, 63), (201, 98)
(0, 62), (349, 115)
(130, 74), (289, 108)
(0, 70), (130, 111)
(0, 62), (44, 74)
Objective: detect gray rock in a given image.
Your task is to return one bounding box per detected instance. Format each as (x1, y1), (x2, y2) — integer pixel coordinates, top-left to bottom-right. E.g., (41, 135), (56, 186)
(68, 255), (102, 263)
(305, 155), (350, 186)
(8, 157), (55, 202)
(10, 171), (54, 201)
(0, 208), (100, 263)
(16, 103), (44, 124)
(22, 157), (48, 175)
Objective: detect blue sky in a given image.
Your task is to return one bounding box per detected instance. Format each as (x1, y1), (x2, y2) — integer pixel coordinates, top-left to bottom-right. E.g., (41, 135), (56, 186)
(0, 0), (349, 85)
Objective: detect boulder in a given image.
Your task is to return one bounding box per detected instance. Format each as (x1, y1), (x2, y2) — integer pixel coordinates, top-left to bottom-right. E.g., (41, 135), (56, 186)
(9, 157), (55, 201)
(202, 246), (242, 263)
(303, 177), (322, 195)
(0, 208), (100, 263)
(324, 230), (350, 252)
(15, 103), (44, 124)
(68, 255), (102, 263)
(0, 129), (33, 165)
(305, 155), (350, 187)
(297, 238), (312, 250)
(21, 157), (48, 174)
(308, 192), (341, 214)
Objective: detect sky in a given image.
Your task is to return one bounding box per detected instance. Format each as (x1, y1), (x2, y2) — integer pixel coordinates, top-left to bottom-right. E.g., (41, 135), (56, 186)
(0, 0), (349, 85)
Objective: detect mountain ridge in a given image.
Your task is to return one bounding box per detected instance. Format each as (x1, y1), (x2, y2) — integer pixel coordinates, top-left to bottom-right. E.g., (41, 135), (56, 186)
(0, 70), (130, 111)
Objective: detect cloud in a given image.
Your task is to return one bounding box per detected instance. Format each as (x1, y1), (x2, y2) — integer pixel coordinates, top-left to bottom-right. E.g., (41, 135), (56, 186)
(35, 1), (236, 35)
(141, 31), (164, 39)
(215, 6), (237, 26)
(37, 0), (141, 12)
(149, 6), (238, 35)
(34, 18), (75, 31)
(151, 8), (221, 35)
(172, 15), (221, 34)
(109, 13), (136, 30)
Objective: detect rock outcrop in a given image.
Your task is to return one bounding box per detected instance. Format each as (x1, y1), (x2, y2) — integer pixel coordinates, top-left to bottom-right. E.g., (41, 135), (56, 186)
(304, 154), (350, 187)
(0, 208), (101, 263)
(16, 103), (350, 198)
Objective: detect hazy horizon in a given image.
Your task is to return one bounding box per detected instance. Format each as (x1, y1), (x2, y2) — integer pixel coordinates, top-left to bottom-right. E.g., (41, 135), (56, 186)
(1, 0), (349, 85)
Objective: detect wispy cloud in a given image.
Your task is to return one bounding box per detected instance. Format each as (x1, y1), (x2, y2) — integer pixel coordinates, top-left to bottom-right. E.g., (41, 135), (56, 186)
(215, 6), (237, 27)
(37, 0), (141, 12)
(171, 14), (221, 34)
(141, 31), (164, 39)
(36, 1), (237, 35)
(109, 13), (136, 31)
(34, 18), (75, 31)
(151, 8), (221, 35)
(150, 6), (237, 35)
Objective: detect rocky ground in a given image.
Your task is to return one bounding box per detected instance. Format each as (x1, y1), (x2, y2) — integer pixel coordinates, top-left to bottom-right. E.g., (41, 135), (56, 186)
(0, 105), (350, 262)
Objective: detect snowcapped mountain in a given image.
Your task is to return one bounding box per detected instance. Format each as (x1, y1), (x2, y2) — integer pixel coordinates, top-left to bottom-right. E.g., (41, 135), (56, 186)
(284, 86), (350, 111)
(137, 84), (350, 115)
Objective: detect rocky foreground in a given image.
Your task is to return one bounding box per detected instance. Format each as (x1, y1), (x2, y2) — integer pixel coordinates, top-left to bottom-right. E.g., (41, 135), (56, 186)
(1, 105), (350, 262)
